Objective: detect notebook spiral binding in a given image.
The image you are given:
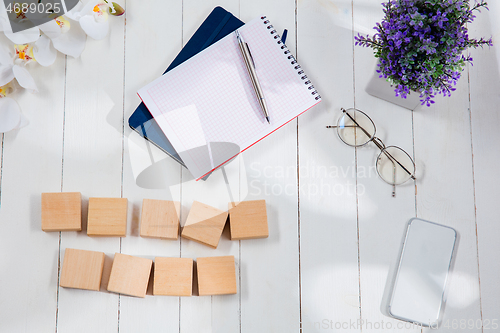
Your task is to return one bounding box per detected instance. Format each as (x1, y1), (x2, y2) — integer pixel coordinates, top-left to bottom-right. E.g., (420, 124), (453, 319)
(261, 16), (321, 101)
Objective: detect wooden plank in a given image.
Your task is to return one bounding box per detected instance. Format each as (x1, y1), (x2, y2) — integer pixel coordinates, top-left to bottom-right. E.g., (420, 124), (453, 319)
(412, 37), (481, 333)
(179, 2), (241, 332)
(179, 164), (241, 333)
(0, 134), (2, 206)
(0, 40), (66, 332)
(56, 4), (126, 331)
(237, 0), (302, 331)
(296, 0), (361, 331)
(118, 0), (183, 330)
(468, 5), (500, 331)
(352, 1), (421, 332)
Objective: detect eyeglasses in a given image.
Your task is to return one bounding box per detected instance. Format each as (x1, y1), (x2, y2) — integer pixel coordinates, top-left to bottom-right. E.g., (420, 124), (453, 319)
(327, 108), (416, 197)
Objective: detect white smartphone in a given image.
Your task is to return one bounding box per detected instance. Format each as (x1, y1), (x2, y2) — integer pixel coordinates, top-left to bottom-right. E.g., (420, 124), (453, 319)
(388, 218), (457, 327)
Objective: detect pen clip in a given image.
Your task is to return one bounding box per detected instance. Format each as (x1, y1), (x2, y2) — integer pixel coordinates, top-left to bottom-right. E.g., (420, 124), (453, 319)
(236, 30), (255, 68)
(244, 43), (256, 68)
(281, 29), (288, 44)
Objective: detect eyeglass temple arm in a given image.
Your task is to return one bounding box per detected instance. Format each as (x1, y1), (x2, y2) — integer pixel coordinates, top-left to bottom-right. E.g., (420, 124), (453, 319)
(339, 109), (416, 180)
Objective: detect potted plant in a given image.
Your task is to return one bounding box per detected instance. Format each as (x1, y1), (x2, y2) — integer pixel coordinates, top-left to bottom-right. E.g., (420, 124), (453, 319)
(355, 0), (493, 108)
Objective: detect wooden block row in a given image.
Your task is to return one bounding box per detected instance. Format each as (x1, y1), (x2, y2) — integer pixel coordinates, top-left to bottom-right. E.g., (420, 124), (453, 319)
(60, 249), (236, 297)
(42, 194), (181, 238)
(42, 194), (267, 244)
(180, 200), (268, 248)
(41, 193), (129, 236)
(153, 255), (237, 296)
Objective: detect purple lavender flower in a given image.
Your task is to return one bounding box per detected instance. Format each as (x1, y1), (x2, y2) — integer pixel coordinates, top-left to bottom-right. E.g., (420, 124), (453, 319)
(355, 0), (493, 106)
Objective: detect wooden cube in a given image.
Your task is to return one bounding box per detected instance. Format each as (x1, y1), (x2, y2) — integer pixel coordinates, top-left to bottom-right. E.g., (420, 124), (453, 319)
(140, 199), (180, 240)
(197, 256), (237, 296)
(181, 201), (228, 248)
(228, 200), (268, 240)
(59, 248), (105, 291)
(41, 192), (82, 231)
(107, 253), (153, 298)
(153, 257), (193, 296)
(87, 198), (128, 236)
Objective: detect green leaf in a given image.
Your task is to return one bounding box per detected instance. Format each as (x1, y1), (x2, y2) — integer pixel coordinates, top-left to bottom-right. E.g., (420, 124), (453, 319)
(108, 2), (125, 16)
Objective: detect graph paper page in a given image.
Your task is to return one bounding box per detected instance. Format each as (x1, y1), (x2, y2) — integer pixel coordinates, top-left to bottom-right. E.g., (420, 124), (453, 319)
(138, 17), (320, 179)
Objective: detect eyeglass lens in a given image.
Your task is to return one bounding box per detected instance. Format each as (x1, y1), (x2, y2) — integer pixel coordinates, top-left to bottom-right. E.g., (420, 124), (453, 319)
(376, 146), (415, 185)
(336, 108), (375, 147)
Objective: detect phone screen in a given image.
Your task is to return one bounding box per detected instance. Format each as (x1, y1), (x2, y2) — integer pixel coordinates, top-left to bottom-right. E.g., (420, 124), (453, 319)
(388, 218), (457, 327)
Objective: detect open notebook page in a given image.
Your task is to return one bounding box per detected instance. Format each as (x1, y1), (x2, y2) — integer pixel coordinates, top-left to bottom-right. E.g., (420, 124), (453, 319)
(138, 16), (321, 180)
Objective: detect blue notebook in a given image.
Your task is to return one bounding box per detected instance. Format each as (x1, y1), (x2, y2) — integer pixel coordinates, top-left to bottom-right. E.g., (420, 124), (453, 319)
(128, 7), (244, 166)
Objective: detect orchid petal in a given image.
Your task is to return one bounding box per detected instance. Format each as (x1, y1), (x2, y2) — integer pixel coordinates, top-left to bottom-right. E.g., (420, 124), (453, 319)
(33, 35), (57, 67)
(17, 111), (29, 129)
(0, 1), (15, 32)
(0, 66), (14, 86)
(39, 19), (62, 39)
(0, 13), (10, 32)
(0, 45), (14, 85)
(79, 15), (109, 40)
(79, 0), (103, 16)
(51, 21), (87, 58)
(64, 1), (86, 21)
(4, 26), (40, 44)
(0, 97), (22, 133)
(0, 45), (13, 66)
(12, 65), (38, 92)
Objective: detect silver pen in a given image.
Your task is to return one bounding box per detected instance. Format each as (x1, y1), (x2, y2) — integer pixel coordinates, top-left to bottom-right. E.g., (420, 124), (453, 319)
(235, 30), (270, 124)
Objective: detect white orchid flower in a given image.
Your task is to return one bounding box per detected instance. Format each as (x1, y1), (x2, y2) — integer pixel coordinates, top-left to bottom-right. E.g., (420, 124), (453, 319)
(66, 0), (124, 40)
(0, 82), (27, 133)
(0, 7), (86, 62)
(0, 43), (37, 93)
(32, 15), (87, 65)
(66, 0), (109, 40)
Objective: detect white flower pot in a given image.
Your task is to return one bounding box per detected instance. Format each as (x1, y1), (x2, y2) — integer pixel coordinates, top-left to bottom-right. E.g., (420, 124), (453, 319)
(365, 68), (421, 110)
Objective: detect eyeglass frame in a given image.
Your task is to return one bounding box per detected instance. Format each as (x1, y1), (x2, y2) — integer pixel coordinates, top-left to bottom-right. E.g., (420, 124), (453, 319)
(326, 107), (416, 197)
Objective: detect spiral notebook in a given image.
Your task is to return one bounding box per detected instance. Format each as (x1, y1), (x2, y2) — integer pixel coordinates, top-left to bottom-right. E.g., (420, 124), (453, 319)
(129, 7), (244, 169)
(138, 16), (321, 180)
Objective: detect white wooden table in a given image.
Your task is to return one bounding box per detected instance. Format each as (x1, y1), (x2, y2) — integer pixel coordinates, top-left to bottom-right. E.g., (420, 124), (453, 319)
(1, 0), (499, 332)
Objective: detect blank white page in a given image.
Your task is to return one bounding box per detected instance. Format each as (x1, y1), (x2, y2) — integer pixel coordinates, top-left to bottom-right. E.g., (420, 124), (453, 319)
(138, 16), (321, 180)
